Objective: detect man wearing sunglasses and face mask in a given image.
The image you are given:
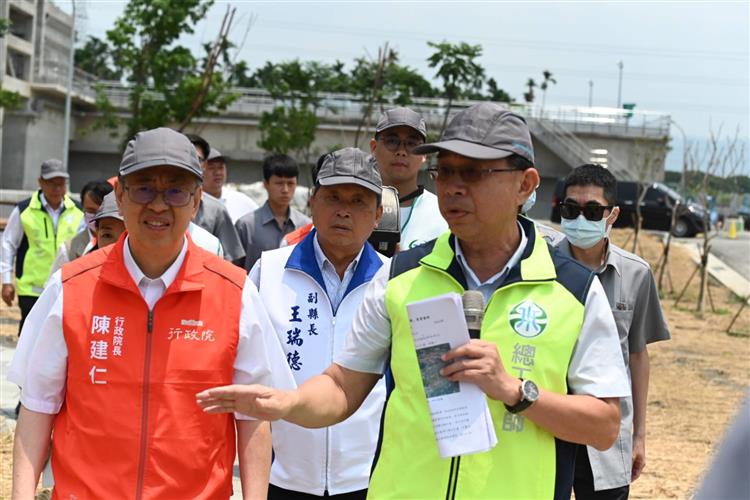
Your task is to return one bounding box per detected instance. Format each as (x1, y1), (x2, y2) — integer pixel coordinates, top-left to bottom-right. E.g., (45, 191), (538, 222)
(369, 107), (448, 250)
(197, 103), (630, 500)
(9, 127), (294, 499)
(555, 164), (670, 500)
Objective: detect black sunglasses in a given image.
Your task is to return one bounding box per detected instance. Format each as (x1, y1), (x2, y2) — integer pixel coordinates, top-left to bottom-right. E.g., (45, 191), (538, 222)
(379, 135), (424, 154)
(559, 202), (613, 221)
(124, 185), (196, 207)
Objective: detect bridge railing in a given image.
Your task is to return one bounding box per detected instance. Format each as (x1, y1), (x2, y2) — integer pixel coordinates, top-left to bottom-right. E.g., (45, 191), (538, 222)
(92, 83), (670, 139)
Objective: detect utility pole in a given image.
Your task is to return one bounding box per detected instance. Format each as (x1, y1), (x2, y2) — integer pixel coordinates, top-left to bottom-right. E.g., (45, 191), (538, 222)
(616, 60), (623, 108)
(588, 80), (593, 107)
(62, 0), (76, 168)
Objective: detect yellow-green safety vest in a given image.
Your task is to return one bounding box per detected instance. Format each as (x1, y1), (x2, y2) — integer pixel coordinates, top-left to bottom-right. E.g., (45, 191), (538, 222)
(16, 191), (83, 297)
(369, 217), (595, 500)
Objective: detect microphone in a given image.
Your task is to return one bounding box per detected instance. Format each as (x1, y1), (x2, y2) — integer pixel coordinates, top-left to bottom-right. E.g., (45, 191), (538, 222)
(462, 291), (485, 340)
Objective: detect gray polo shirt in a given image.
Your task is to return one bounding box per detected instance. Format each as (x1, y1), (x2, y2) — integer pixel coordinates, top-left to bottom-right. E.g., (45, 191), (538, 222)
(194, 192), (245, 262)
(235, 201), (311, 271)
(556, 238), (670, 490)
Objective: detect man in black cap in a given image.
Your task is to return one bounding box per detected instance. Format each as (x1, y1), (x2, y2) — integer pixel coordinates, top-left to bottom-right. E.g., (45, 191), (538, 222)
(369, 107), (448, 250)
(10, 127), (292, 499)
(246, 147), (386, 500)
(1, 159), (83, 334)
(198, 103), (629, 499)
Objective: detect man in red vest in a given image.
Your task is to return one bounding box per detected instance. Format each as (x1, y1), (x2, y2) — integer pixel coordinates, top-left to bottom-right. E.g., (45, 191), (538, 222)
(9, 127), (293, 499)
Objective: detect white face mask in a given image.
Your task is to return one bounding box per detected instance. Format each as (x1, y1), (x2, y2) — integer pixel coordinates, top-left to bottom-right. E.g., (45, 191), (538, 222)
(560, 214), (611, 249)
(521, 190), (537, 214)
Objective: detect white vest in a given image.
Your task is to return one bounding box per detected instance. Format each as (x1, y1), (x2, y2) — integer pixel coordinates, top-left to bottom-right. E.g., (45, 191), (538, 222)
(258, 238), (387, 495)
(399, 189), (449, 250)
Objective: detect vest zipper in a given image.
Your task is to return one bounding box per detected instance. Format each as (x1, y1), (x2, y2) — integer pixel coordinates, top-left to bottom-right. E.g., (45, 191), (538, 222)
(135, 309), (155, 499)
(44, 218), (49, 239)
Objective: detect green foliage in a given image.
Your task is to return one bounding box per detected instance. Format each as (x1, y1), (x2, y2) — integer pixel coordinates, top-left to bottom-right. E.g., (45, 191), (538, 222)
(427, 40), (485, 134)
(427, 41), (485, 101)
(0, 90), (23, 110)
(0, 17), (9, 37)
(485, 78), (512, 103)
(75, 36), (119, 80)
(524, 78), (536, 103)
(91, 0), (237, 144)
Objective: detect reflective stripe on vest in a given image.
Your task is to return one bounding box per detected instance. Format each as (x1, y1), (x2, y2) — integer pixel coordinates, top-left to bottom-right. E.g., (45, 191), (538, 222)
(370, 229), (587, 499)
(55, 236), (244, 499)
(17, 192), (82, 296)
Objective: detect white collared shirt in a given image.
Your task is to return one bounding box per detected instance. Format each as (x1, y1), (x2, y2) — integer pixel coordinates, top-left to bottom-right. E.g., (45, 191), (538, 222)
(1, 193), (83, 284)
(123, 235), (187, 310)
(312, 234), (363, 312)
(335, 224), (630, 400)
(454, 221), (527, 304)
(8, 237), (294, 416)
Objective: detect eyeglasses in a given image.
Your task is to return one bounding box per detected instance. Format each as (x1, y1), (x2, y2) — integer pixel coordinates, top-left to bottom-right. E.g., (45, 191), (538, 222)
(379, 136), (424, 154)
(124, 185), (196, 207)
(427, 165), (522, 183)
(559, 202), (613, 221)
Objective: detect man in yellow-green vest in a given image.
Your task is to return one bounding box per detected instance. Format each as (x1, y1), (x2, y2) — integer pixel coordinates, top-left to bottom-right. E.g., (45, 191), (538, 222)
(198, 103), (631, 499)
(1, 159), (83, 335)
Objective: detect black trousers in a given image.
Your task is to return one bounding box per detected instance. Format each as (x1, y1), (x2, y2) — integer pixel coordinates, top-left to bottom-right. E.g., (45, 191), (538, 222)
(18, 295), (38, 336)
(268, 484), (367, 500)
(574, 444), (630, 500)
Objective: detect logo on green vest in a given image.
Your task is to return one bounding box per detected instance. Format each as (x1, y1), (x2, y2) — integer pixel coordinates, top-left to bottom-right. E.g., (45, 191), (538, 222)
(508, 300), (548, 338)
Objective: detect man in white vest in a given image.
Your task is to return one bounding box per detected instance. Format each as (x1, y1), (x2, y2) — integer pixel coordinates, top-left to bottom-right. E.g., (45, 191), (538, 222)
(248, 147), (387, 499)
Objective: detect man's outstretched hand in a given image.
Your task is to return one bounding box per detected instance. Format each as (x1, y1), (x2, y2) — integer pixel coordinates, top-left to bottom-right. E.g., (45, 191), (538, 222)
(196, 384), (297, 421)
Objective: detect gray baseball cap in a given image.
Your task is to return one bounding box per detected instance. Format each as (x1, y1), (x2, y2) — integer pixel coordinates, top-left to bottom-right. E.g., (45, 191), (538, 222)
(375, 107), (427, 139)
(119, 127), (203, 180)
(40, 159), (69, 180)
(93, 192), (123, 223)
(412, 102), (534, 164)
(207, 147), (225, 162)
(317, 147), (382, 195)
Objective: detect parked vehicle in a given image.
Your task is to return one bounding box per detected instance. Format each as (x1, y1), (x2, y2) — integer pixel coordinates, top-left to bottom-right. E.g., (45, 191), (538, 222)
(550, 180), (709, 237)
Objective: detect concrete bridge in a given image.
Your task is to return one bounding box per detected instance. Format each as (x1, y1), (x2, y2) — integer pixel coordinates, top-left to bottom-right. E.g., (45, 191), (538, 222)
(2, 82), (670, 220)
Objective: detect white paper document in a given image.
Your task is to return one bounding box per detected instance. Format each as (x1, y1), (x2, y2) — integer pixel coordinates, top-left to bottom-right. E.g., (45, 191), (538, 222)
(407, 292), (498, 458)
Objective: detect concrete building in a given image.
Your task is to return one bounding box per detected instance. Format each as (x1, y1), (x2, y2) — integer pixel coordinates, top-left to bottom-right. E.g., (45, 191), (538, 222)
(0, 2), (671, 221)
(0, 0), (95, 190)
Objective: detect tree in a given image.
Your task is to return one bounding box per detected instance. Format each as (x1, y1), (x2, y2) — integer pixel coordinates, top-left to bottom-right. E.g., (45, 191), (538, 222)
(75, 36), (119, 80)
(485, 77), (512, 103)
(92, 0), (238, 144)
(427, 41), (485, 135)
(254, 60), (333, 168)
(523, 78), (536, 104)
(539, 70), (556, 112)
(686, 125), (745, 315)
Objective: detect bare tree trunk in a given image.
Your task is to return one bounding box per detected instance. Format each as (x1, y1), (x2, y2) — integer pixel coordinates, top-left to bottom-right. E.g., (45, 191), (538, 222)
(658, 202), (679, 293)
(354, 43), (389, 148)
(177, 6), (236, 131)
(440, 96), (453, 137)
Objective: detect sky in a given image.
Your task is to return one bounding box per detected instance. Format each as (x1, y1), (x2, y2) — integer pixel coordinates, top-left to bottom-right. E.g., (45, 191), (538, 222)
(57, 0), (749, 175)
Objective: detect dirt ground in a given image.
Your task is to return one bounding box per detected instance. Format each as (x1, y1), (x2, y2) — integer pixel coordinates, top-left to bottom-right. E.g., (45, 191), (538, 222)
(0, 229), (747, 499)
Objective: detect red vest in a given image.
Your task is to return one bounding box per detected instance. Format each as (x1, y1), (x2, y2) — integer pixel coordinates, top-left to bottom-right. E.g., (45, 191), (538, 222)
(55, 236), (246, 499)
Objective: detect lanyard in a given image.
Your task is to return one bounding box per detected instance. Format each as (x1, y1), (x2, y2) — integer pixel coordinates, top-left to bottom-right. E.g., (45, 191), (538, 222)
(400, 193), (422, 234)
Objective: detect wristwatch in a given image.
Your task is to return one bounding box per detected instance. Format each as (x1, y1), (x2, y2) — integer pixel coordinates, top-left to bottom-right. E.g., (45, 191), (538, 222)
(504, 379), (539, 414)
